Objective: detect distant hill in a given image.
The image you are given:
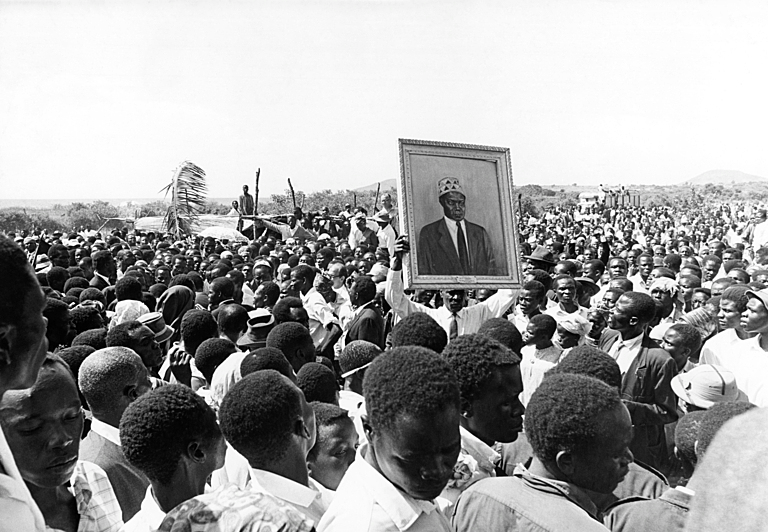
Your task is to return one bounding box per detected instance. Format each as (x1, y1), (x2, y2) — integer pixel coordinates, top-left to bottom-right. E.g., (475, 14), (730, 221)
(685, 170), (768, 185)
(354, 178), (397, 192)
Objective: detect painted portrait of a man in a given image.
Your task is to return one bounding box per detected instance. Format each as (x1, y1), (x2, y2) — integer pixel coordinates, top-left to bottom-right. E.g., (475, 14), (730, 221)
(417, 177), (502, 276)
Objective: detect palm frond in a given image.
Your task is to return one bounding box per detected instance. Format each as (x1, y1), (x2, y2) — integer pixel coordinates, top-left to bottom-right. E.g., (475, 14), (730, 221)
(160, 161), (208, 239)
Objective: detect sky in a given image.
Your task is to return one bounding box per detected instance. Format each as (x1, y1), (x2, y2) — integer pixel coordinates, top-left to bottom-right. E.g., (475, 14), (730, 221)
(1, 0), (767, 201)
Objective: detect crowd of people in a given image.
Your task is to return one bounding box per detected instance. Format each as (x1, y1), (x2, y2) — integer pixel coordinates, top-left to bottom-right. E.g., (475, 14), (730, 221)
(1, 193), (767, 532)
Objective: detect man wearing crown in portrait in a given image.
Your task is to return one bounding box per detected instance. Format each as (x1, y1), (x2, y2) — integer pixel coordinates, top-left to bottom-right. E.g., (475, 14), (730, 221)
(417, 177), (502, 276)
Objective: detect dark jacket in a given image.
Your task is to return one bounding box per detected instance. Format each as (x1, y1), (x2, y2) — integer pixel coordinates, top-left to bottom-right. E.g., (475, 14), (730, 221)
(345, 303), (385, 349)
(599, 329), (678, 470)
(417, 218), (502, 276)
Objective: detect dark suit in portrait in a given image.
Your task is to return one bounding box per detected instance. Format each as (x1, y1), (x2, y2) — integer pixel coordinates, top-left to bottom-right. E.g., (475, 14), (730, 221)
(416, 176), (504, 276)
(418, 218), (500, 276)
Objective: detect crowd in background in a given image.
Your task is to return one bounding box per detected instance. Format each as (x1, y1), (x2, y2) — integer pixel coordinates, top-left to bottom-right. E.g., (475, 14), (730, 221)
(0, 194), (767, 532)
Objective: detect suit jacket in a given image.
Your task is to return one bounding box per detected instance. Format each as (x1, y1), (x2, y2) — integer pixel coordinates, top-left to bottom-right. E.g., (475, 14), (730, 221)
(79, 429), (149, 521)
(417, 218), (502, 276)
(89, 274), (110, 290)
(599, 329), (678, 470)
(346, 304), (385, 349)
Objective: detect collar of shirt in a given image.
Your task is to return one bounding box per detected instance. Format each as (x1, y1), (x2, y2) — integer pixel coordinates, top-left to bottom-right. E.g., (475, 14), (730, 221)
(248, 468), (321, 511)
(618, 332), (644, 352)
(513, 464), (599, 520)
(90, 417), (121, 447)
(301, 287), (320, 306)
(93, 271), (110, 284)
(133, 485), (166, 530)
(352, 299), (376, 315)
(352, 445), (440, 531)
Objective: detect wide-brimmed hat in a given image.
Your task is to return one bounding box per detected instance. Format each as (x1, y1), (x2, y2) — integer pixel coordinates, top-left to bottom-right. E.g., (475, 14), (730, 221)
(137, 312), (174, 344)
(237, 309), (276, 348)
(746, 289), (768, 311)
(671, 364), (748, 409)
(575, 276), (600, 296)
(522, 247), (556, 265)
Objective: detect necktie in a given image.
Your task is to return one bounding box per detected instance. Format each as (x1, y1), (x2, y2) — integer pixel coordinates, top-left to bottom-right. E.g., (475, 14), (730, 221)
(456, 221), (470, 273)
(450, 313), (459, 340)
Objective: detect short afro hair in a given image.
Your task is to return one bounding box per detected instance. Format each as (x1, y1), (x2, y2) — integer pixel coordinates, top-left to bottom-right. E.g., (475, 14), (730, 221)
(217, 304), (248, 336)
(46, 266), (70, 292)
(70, 306), (104, 335)
(78, 347), (145, 412)
(477, 318), (523, 354)
(194, 338), (237, 384)
(72, 328), (108, 350)
(106, 320), (143, 349)
(57, 345), (96, 385)
(115, 276), (143, 302)
(296, 363), (338, 404)
(210, 277), (235, 300)
(667, 323), (703, 357)
(120, 384), (220, 484)
(266, 322), (313, 357)
(528, 313), (557, 338)
(259, 281), (281, 307)
(548, 345), (622, 390)
(63, 276), (89, 293)
(351, 275), (376, 303)
(79, 287), (106, 306)
(696, 401), (756, 459)
(363, 346), (460, 433)
(219, 370), (303, 466)
(291, 264), (315, 283)
(720, 285), (751, 312)
(168, 274), (194, 291)
(272, 297), (305, 324)
(339, 340), (381, 377)
(390, 312), (448, 353)
(240, 347), (294, 380)
(180, 310), (218, 356)
(619, 292), (657, 325)
(442, 334), (520, 403)
(674, 411), (705, 467)
(0, 235), (42, 328)
(525, 373), (623, 464)
(308, 401), (352, 460)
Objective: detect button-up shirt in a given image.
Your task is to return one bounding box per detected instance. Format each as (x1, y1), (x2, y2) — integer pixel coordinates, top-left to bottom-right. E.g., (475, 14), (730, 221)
(158, 484), (314, 532)
(609, 332), (645, 376)
(57, 461), (123, 532)
(89, 418), (120, 447)
(0, 427), (46, 532)
(301, 287), (339, 339)
(452, 464), (606, 532)
(385, 269), (518, 337)
(318, 445), (453, 532)
(248, 468), (331, 525)
(722, 334), (768, 407)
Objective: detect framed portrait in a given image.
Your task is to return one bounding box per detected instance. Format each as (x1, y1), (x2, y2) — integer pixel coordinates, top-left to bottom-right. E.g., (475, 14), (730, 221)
(398, 138), (522, 289)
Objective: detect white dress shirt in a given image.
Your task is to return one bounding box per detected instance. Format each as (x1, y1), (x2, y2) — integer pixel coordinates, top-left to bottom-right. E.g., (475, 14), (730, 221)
(301, 288), (339, 339)
(318, 445), (453, 532)
(385, 270), (518, 338)
(89, 418), (121, 446)
(700, 328), (746, 368)
(0, 427), (46, 532)
(248, 468), (332, 525)
(443, 216), (469, 257)
(722, 335), (768, 407)
(608, 332), (644, 376)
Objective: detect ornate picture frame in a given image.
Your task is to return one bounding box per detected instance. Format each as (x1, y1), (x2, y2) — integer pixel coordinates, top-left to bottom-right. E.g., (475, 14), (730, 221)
(398, 138), (522, 289)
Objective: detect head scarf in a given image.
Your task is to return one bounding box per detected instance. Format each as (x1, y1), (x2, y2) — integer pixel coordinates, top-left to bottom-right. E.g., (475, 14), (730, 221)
(157, 285), (196, 343)
(109, 300), (149, 329)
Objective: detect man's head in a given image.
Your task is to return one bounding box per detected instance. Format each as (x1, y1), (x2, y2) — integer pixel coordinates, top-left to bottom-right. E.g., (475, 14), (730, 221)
(289, 265), (315, 296)
(476, 318), (524, 354)
(327, 263), (346, 290)
(583, 260), (605, 283)
(208, 277), (235, 309)
(718, 285), (750, 331)
(120, 384), (225, 491)
(440, 289), (467, 314)
(637, 253), (654, 280)
(296, 363), (339, 405)
(180, 310), (219, 357)
(607, 258), (628, 279)
(363, 346), (461, 500)
(679, 274), (701, 304)
(522, 314), (557, 346)
(553, 275), (577, 305)
(609, 292), (656, 338)
(710, 277), (734, 298)
(517, 280), (546, 317)
(195, 338), (237, 384)
(272, 297), (310, 329)
(92, 250), (116, 277)
(219, 370), (315, 470)
(661, 324), (702, 372)
(438, 177), (466, 223)
(702, 256), (722, 283)
(390, 312), (448, 353)
(740, 289), (768, 335)
(349, 275), (376, 307)
(307, 402), (358, 491)
(78, 347), (152, 422)
(242, 184), (249, 194)
(526, 373), (632, 494)
(107, 320), (164, 369)
(0, 354), (84, 489)
(442, 335), (523, 445)
(267, 322), (316, 372)
(43, 298), (75, 350)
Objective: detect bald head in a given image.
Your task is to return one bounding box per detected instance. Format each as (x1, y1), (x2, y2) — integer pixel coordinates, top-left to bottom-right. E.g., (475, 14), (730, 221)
(78, 347), (150, 420)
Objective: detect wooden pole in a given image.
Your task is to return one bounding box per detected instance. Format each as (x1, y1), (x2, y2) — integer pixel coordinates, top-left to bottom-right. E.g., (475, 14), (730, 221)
(288, 178), (297, 210)
(373, 182), (381, 213)
(353, 193), (357, 209)
(254, 168), (260, 215)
